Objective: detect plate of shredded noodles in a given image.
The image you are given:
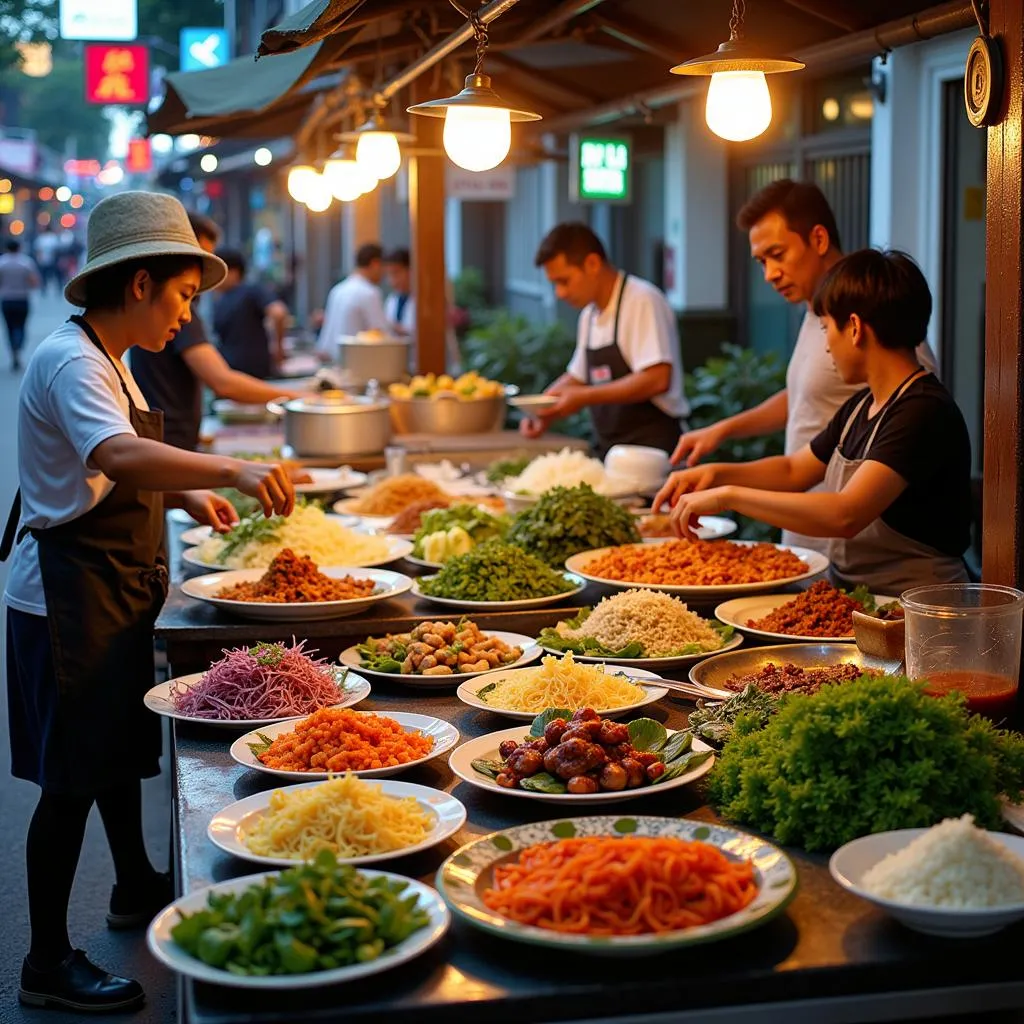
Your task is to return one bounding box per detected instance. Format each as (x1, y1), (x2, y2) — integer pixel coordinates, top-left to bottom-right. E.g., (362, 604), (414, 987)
(538, 589), (741, 668)
(436, 816), (796, 955)
(458, 652), (667, 720)
(180, 550), (413, 621)
(231, 708), (459, 780)
(144, 640), (371, 728)
(336, 474), (453, 517)
(207, 774), (467, 868)
(183, 504), (411, 570)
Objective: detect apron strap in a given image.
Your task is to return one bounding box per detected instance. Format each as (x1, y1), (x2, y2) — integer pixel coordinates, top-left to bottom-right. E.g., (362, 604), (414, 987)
(862, 368), (928, 457)
(586, 272), (629, 350)
(68, 314), (135, 408)
(0, 488), (21, 562)
(837, 395), (871, 448)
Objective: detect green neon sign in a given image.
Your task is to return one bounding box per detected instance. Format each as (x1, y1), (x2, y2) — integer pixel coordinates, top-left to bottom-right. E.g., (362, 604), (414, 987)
(572, 134), (632, 203)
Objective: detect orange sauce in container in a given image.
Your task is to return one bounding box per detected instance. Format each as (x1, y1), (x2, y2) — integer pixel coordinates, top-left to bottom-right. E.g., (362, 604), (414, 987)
(921, 670), (1018, 721)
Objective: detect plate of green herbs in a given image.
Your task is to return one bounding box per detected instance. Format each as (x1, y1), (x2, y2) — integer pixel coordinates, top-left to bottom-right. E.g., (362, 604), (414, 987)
(147, 853), (449, 989)
(449, 710), (715, 805)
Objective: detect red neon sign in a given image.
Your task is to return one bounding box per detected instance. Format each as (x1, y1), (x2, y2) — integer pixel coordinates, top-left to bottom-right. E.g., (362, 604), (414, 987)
(85, 44), (149, 105)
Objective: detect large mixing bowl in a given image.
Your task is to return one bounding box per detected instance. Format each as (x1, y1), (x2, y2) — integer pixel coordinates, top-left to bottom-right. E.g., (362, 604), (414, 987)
(389, 386), (518, 436)
(268, 392), (391, 457)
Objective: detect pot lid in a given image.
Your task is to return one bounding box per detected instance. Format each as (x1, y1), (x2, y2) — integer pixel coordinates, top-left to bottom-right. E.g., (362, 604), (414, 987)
(283, 392), (390, 414)
(339, 332), (409, 346)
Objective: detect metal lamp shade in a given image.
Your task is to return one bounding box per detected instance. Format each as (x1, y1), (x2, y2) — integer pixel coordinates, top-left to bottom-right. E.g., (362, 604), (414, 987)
(406, 74), (542, 122)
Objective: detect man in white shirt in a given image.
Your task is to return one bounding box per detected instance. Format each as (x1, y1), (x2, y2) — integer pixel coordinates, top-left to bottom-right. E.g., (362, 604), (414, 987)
(315, 242), (389, 357)
(522, 222), (688, 457)
(384, 247), (415, 337)
(671, 179), (936, 553)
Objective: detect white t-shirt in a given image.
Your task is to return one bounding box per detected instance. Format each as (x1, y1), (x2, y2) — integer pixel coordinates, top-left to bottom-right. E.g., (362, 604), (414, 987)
(315, 273), (389, 353)
(4, 320), (146, 615)
(384, 292), (415, 335)
(782, 309), (939, 552)
(566, 272), (689, 420)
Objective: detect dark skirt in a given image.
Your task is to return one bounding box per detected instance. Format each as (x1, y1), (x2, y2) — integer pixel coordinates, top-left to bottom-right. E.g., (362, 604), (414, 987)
(6, 608), (161, 794)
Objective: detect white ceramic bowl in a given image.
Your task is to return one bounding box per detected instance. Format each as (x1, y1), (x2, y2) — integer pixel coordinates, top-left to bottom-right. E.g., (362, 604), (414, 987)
(604, 445), (671, 493)
(829, 828), (1024, 938)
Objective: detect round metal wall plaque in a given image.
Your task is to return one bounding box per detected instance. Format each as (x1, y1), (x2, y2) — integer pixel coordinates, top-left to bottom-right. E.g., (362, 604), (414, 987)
(964, 34), (1003, 128)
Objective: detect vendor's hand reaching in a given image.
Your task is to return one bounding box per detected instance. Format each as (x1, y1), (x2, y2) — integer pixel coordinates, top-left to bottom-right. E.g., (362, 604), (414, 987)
(232, 460), (295, 518)
(667, 486), (732, 539)
(180, 491), (238, 533)
(671, 423), (727, 467)
(652, 465), (719, 513)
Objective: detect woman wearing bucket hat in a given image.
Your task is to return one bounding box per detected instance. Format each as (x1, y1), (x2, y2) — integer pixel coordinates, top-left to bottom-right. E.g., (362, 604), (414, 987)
(0, 191), (296, 1014)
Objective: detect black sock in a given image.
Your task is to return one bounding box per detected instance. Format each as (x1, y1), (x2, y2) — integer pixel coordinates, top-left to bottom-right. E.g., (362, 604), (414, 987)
(26, 790), (93, 970)
(95, 780), (158, 892)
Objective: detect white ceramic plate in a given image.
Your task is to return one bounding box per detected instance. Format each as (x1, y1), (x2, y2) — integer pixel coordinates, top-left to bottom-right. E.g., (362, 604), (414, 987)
(411, 573), (587, 611)
(715, 593), (897, 644)
(830, 829), (1024, 938)
(339, 631), (543, 687)
(630, 511), (739, 542)
(230, 711), (459, 781)
(207, 778), (467, 867)
(564, 539), (829, 598)
(538, 630), (744, 670)
(437, 816), (796, 956)
(449, 726), (714, 805)
(212, 399), (277, 424)
(403, 552), (445, 570)
(143, 668), (370, 729)
(507, 394), (559, 413)
(180, 567), (413, 622)
(294, 467), (369, 495)
(457, 664), (667, 721)
(182, 535), (413, 572)
(147, 868), (449, 989)
(332, 497), (396, 528)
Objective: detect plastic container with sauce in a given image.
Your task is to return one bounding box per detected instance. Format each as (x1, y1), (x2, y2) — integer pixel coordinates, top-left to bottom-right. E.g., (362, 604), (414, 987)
(902, 584), (1024, 721)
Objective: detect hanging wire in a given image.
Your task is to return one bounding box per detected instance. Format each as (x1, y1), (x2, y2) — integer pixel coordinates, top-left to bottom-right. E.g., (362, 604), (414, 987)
(728, 0), (746, 41)
(448, 0), (489, 76)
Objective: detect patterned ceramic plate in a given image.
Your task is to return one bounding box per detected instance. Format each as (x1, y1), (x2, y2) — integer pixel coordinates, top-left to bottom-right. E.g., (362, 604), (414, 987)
(436, 815), (797, 956)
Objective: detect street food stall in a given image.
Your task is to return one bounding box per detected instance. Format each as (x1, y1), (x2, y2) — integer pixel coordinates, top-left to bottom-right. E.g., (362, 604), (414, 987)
(137, 1), (1024, 1022)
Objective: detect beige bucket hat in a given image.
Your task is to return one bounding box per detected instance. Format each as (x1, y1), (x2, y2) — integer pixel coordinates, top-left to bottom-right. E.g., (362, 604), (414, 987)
(65, 191), (228, 307)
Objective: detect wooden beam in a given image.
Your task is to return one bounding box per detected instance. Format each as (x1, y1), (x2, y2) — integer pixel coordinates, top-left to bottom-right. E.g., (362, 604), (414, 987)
(587, 11), (691, 65)
(983, 0), (1024, 585)
(777, 0), (862, 33)
(514, 0), (607, 44)
(409, 78), (447, 375)
(486, 54), (598, 109)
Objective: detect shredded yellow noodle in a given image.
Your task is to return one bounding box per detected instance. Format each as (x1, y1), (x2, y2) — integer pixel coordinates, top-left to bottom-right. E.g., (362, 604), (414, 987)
(194, 504), (391, 569)
(243, 773), (432, 861)
(479, 651), (648, 713)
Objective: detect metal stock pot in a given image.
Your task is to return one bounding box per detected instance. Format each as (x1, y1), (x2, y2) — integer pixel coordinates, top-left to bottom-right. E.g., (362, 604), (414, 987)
(267, 392), (391, 458)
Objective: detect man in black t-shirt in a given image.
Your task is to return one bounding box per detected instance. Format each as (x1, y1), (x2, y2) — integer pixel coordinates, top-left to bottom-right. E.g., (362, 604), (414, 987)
(131, 213), (302, 450)
(212, 248), (289, 380)
(654, 249), (970, 594)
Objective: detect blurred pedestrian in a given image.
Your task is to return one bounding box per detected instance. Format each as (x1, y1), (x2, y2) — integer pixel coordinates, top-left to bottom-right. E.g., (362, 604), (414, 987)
(32, 225), (61, 294)
(212, 248), (289, 379)
(0, 239), (40, 371)
(315, 243), (389, 357)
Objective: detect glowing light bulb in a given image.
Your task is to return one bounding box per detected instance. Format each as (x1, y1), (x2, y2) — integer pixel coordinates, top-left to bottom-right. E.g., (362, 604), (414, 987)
(303, 174), (333, 213)
(705, 71), (772, 142)
(356, 131), (401, 181)
(254, 147), (273, 166)
(443, 106), (510, 172)
(322, 157), (374, 201)
(199, 153), (218, 173)
(287, 165), (317, 202)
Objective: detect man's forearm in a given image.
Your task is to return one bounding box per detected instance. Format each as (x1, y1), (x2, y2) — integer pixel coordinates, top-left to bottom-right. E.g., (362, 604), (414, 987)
(219, 372), (291, 404)
(703, 455), (811, 492)
(581, 368), (668, 408)
(93, 435), (243, 492)
(717, 389), (789, 442)
(724, 486), (858, 538)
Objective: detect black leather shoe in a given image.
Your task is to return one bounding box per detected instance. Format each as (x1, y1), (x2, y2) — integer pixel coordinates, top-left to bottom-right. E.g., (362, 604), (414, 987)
(19, 950), (145, 1013)
(107, 870), (173, 929)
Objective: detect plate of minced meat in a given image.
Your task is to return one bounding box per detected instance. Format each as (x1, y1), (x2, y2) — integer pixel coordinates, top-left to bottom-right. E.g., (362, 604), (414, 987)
(688, 642), (902, 699)
(715, 581), (897, 643)
(537, 589), (742, 669)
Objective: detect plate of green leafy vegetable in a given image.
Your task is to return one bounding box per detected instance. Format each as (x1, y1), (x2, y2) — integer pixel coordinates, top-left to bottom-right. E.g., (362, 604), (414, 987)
(449, 709), (714, 805)
(715, 585), (897, 643)
(147, 852), (449, 988)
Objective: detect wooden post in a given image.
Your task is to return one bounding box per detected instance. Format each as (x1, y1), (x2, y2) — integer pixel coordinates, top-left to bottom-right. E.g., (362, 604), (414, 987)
(409, 79), (448, 375)
(983, 0), (1024, 586)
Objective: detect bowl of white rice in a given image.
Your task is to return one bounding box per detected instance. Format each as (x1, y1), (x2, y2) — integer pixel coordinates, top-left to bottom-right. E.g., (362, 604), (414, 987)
(829, 815), (1024, 937)
(502, 448), (638, 512)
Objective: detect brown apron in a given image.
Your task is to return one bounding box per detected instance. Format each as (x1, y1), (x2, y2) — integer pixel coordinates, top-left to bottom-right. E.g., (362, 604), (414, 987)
(1, 314), (167, 793)
(826, 370), (968, 595)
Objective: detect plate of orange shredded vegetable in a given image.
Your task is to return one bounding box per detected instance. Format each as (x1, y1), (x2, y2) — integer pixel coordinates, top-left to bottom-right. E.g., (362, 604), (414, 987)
(230, 708), (459, 781)
(436, 816), (797, 955)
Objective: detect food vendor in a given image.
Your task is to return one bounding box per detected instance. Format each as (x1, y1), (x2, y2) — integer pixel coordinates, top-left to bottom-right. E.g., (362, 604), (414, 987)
(521, 222), (689, 457)
(130, 211), (304, 451)
(671, 180), (935, 554)
(0, 191), (296, 1014)
(654, 249), (971, 594)
(315, 242), (390, 356)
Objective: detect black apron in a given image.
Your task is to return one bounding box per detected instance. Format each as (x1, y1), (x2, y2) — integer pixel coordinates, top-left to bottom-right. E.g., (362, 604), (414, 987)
(585, 274), (683, 459)
(1, 315), (167, 793)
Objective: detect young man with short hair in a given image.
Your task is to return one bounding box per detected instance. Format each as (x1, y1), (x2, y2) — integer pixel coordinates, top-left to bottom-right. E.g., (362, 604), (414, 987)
(524, 221), (688, 456)
(315, 242), (390, 355)
(655, 250), (970, 594)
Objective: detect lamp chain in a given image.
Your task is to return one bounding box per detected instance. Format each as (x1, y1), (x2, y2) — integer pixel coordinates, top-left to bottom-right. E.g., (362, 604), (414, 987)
(728, 0), (746, 41)
(471, 8), (489, 76)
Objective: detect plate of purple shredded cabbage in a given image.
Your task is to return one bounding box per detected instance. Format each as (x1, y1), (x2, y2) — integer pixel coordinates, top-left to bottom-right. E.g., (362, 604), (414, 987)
(144, 640), (371, 728)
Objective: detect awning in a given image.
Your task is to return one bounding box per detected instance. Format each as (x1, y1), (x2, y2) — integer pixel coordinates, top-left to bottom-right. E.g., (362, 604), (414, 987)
(147, 32), (353, 138)
(258, 0), (365, 57)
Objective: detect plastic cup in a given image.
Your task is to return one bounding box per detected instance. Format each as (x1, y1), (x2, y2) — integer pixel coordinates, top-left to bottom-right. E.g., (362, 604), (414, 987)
(902, 584), (1024, 721)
